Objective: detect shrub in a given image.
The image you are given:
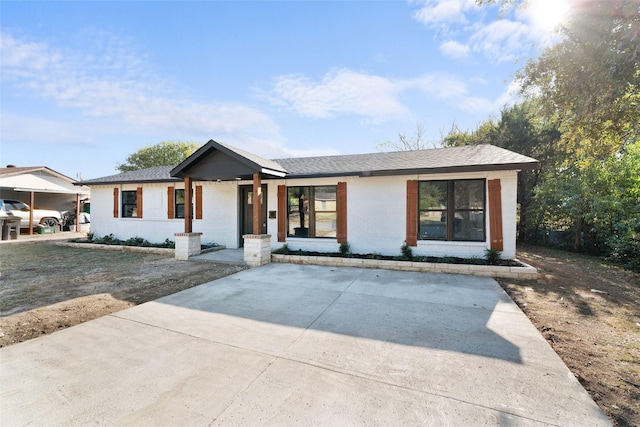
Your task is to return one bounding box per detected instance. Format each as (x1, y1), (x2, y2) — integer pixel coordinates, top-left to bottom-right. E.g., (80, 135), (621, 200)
(95, 234), (122, 245)
(273, 244), (291, 255)
(400, 241), (413, 261)
(606, 216), (640, 272)
(437, 256), (456, 264)
(339, 241), (351, 257)
(124, 236), (150, 247)
(484, 248), (502, 265)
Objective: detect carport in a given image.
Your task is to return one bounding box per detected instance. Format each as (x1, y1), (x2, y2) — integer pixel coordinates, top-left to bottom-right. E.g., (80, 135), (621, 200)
(0, 264), (609, 425)
(0, 165), (89, 235)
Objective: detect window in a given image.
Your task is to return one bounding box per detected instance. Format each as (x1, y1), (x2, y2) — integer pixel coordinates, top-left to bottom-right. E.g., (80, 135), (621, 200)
(121, 190), (138, 218)
(287, 186), (337, 238)
(418, 179), (485, 241)
(175, 189), (185, 219)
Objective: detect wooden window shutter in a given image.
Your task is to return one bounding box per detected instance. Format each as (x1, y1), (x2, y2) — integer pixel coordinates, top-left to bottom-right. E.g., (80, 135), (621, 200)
(195, 185), (203, 220)
(113, 188), (119, 218)
(337, 182), (347, 243)
(167, 187), (175, 219)
(488, 179), (503, 251)
(136, 187), (143, 218)
(277, 185), (286, 242)
(406, 180), (418, 246)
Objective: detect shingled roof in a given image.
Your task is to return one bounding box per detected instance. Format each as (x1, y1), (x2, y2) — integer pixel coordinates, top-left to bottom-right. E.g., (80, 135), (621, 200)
(79, 166), (180, 185)
(274, 144), (538, 178)
(80, 144), (538, 185)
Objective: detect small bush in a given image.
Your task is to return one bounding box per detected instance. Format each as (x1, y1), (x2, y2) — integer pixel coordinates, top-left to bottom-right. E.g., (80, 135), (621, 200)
(400, 241), (413, 261)
(124, 236), (150, 247)
(95, 234), (122, 245)
(437, 256), (456, 264)
(484, 248), (501, 265)
(468, 256), (486, 265)
(86, 231), (95, 242)
(273, 244), (291, 255)
(368, 252), (383, 260)
(339, 241), (351, 257)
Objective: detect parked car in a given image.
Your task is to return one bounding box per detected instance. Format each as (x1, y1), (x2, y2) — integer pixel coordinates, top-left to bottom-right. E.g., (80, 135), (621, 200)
(0, 199), (62, 228)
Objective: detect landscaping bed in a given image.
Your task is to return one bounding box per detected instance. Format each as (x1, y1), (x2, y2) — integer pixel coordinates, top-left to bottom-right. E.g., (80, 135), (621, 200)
(272, 245), (536, 279)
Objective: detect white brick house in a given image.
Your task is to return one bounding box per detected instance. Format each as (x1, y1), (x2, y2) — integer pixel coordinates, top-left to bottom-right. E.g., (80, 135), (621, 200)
(80, 141), (537, 259)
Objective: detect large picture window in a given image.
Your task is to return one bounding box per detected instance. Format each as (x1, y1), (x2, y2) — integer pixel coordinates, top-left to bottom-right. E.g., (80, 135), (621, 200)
(121, 190), (138, 218)
(287, 186), (337, 238)
(418, 179), (485, 241)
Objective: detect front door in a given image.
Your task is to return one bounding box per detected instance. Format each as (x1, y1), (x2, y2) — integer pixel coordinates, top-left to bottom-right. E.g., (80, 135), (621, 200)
(240, 185), (267, 246)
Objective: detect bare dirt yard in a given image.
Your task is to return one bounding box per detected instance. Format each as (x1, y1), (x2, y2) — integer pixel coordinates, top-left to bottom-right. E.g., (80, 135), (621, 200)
(0, 241), (244, 347)
(1, 241), (638, 425)
(499, 245), (640, 427)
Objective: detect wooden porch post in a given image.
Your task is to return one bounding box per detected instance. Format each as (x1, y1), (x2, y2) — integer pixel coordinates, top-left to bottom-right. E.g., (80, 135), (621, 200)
(253, 173), (262, 235)
(29, 191), (35, 235)
(184, 177), (193, 233)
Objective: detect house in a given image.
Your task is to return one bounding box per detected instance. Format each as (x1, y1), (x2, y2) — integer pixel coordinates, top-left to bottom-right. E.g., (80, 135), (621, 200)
(0, 165), (90, 234)
(80, 141), (538, 260)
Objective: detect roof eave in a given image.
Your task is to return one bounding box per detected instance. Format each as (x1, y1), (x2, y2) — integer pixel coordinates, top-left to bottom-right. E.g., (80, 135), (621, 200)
(77, 178), (183, 186)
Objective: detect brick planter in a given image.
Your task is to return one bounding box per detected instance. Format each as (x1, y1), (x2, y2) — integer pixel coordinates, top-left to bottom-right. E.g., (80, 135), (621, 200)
(271, 254), (537, 280)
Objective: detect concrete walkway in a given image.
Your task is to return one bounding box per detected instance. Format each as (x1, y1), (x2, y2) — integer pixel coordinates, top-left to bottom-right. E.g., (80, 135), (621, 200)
(1, 264), (610, 426)
(191, 248), (245, 265)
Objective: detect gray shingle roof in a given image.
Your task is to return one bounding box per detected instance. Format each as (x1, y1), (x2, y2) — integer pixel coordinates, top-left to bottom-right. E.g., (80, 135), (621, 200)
(80, 166), (180, 185)
(274, 144), (538, 178)
(80, 144), (538, 185)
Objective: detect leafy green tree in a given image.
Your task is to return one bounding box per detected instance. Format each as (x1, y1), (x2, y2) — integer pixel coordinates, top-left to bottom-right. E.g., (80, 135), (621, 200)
(480, 0), (639, 161)
(117, 141), (201, 172)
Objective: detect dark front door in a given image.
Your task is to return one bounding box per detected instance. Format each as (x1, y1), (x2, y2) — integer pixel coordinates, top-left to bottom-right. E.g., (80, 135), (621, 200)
(240, 185), (267, 246)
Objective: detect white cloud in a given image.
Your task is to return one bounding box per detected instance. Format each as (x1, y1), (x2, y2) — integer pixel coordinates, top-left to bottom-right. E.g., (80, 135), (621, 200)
(411, 0), (478, 27)
(267, 68), (518, 120)
(469, 19), (537, 63)
(267, 69), (408, 120)
(0, 32), (280, 142)
(411, 1), (561, 64)
(439, 40), (470, 59)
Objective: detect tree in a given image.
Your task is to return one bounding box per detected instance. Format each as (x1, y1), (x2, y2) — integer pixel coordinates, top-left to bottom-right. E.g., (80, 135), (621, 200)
(117, 141), (201, 172)
(376, 123), (433, 151)
(480, 0), (639, 161)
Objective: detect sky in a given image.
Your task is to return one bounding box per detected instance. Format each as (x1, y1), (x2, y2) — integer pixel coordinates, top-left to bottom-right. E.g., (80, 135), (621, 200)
(0, 0), (568, 180)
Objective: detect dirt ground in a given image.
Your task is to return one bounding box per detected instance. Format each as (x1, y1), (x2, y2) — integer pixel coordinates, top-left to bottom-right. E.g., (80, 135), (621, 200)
(499, 245), (640, 427)
(0, 242), (244, 347)
(1, 241), (638, 426)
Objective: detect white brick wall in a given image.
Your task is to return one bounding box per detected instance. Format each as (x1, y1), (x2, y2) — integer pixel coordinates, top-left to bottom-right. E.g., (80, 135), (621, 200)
(89, 169), (519, 258)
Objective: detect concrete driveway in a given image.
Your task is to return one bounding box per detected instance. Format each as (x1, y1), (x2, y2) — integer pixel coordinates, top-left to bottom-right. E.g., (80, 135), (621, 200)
(1, 264), (610, 426)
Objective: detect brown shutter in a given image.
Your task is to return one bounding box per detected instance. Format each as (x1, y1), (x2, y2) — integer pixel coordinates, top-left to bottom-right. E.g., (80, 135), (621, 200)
(167, 187), (175, 219)
(277, 185), (286, 242)
(406, 180), (418, 246)
(136, 187), (143, 218)
(195, 185), (203, 220)
(113, 188), (119, 218)
(488, 179), (503, 251)
(337, 182), (347, 243)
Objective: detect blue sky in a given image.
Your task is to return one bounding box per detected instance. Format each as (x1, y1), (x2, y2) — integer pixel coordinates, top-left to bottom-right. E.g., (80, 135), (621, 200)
(1, 0), (566, 179)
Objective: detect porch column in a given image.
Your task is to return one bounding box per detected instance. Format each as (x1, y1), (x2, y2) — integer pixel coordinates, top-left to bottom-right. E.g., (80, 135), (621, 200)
(29, 191), (35, 235)
(184, 177), (193, 233)
(253, 173), (262, 234)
